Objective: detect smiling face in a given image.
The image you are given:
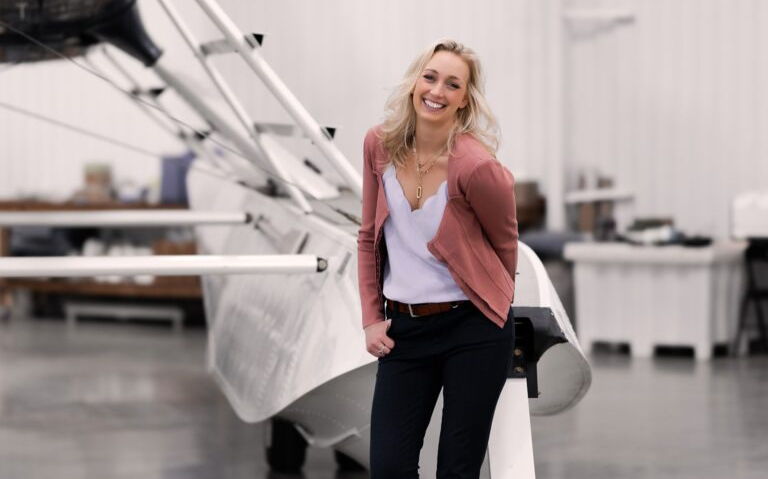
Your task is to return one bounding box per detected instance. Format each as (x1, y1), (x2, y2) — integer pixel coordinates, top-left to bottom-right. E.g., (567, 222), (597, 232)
(411, 50), (470, 128)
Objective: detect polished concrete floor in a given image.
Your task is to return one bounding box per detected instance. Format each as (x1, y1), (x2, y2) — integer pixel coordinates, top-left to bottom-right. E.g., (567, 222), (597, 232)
(1, 318), (767, 479)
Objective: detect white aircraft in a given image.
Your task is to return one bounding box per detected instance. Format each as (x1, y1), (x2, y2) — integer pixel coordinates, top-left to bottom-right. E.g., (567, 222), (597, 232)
(0, 1), (591, 476)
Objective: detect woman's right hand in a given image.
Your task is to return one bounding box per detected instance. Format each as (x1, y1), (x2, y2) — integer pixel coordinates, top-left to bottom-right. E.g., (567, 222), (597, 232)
(365, 319), (395, 357)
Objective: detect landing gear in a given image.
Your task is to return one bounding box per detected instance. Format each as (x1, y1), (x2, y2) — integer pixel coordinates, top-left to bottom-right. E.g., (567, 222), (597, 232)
(265, 418), (307, 473)
(265, 418), (367, 473)
(334, 450), (366, 471)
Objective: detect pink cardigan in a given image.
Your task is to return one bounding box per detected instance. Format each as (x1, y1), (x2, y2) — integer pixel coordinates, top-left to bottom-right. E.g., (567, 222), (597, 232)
(357, 126), (518, 329)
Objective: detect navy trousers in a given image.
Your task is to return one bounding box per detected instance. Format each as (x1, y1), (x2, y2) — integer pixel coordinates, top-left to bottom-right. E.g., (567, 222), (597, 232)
(369, 300), (515, 479)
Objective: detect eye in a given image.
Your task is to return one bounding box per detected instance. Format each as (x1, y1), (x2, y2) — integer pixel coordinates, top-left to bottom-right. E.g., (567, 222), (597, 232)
(449, 83), (460, 89)
(423, 74), (435, 81)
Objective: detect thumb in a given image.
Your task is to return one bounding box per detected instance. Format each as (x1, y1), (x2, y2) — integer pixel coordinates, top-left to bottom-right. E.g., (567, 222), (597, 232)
(386, 318), (392, 331)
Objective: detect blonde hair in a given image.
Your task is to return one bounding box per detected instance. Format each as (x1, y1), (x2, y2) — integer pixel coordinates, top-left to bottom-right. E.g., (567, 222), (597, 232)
(379, 39), (500, 168)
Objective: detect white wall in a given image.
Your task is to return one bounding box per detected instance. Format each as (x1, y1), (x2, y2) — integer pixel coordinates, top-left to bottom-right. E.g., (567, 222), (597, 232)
(10, 0), (763, 239)
(564, 0), (768, 238)
(0, 0), (555, 203)
(0, 0), (196, 201)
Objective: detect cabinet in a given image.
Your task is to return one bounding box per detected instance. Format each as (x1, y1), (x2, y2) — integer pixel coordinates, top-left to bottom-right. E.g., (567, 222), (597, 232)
(564, 241), (745, 359)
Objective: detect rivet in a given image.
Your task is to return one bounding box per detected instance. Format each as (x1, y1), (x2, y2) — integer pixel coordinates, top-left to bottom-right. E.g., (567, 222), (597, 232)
(514, 366), (525, 373)
(513, 348), (523, 357)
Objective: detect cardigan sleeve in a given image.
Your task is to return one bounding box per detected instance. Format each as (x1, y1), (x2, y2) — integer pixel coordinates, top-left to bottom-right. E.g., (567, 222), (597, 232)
(464, 159), (519, 288)
(357, 128), (385, 328)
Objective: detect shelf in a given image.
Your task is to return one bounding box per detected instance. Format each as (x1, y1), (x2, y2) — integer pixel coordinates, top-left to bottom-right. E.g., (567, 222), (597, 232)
(565, 188), (634, 204)
(2, 278), (201, 299)
(0, 201), (187, 211)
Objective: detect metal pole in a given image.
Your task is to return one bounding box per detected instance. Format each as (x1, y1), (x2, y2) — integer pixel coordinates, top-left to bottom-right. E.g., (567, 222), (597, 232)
(156, 0), (312, 211)
(0, 210), (250, 227)
(487, 379), (536, 478)
(547, 0), (566, 231)
(97, 46), (228, 167)
(0, 254), (327, 277)
(152, 58), (313, 213)
(85, 50), (181, 140)
(194, 0), (362, 198)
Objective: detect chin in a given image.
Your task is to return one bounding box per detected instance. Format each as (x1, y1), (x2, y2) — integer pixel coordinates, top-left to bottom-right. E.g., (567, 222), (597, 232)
(417, 111), (451, 126)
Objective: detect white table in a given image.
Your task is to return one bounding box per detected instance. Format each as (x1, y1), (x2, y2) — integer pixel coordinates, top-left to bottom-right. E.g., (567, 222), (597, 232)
(564, 242), (745, 359)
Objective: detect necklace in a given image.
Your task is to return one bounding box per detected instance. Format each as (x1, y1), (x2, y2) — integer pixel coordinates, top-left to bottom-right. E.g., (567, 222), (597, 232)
(413, 146), (445, 201)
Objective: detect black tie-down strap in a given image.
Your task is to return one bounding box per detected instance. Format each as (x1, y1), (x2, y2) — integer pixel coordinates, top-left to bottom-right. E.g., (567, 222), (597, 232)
(507, 306), (568, 398)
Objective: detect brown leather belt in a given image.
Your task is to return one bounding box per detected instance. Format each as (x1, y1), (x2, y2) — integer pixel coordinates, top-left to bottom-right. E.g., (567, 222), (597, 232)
(385, 298), (470, 318)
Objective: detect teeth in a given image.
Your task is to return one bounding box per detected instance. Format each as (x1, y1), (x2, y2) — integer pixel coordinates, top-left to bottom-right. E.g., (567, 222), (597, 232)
(424, 99), (445, 109)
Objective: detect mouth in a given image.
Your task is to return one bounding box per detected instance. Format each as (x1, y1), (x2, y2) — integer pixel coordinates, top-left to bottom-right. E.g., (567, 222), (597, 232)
(422, 98), (446, 112)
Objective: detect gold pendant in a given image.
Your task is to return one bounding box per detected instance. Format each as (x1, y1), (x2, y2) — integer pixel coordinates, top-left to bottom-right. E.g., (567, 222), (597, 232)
(416, 185), (423, 199)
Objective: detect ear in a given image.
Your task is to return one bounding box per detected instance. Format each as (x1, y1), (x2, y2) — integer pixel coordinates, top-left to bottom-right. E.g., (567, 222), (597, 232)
(459, 95), (469, 109)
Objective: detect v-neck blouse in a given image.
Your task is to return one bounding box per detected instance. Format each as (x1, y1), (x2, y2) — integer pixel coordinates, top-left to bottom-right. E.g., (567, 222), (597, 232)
(381, 163), (468, 304)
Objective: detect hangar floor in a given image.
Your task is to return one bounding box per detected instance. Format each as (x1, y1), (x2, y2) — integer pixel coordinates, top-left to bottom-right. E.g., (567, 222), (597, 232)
(0, 318), (766, 479)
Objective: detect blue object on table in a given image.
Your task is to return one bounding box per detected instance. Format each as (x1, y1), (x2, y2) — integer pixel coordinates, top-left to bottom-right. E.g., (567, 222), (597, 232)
(160, 150), (196, 205)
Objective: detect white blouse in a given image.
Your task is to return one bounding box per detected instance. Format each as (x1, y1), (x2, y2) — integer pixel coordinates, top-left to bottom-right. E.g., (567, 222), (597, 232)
(381, 163), (468, 304)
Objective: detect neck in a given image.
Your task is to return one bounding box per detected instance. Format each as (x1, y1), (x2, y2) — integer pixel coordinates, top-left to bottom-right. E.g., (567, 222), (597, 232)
(413, 119), (453, 156)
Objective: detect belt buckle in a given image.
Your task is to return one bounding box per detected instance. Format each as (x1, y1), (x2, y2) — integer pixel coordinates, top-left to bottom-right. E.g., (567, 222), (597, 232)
(407, 303), (422, 318)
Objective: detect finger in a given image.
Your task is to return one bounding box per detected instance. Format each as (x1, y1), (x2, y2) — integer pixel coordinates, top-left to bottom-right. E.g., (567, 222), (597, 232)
(368, 346), (388, 357)
(385, 318), (392, 331)
(381, 336), (395, 349)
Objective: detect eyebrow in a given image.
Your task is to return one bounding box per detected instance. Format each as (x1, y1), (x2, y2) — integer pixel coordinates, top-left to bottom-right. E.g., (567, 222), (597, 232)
(424, 68), (464, 83)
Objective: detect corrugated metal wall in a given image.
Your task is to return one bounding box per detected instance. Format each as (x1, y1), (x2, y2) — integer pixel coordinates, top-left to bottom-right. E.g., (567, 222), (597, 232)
(0, 0), (555, 204)
(4, 0), (760, 240)
(565, 0), (768, 238)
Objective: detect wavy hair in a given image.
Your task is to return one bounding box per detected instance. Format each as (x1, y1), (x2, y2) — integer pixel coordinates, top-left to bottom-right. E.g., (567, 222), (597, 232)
(379, 39), (500, 168)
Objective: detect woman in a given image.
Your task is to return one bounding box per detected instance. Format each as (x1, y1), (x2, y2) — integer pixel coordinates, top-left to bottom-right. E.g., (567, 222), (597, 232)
(358, 39), (519, 478)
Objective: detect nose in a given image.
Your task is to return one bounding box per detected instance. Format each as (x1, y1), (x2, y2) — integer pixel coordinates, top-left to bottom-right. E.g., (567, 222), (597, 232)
(429, 82), (446, 97)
